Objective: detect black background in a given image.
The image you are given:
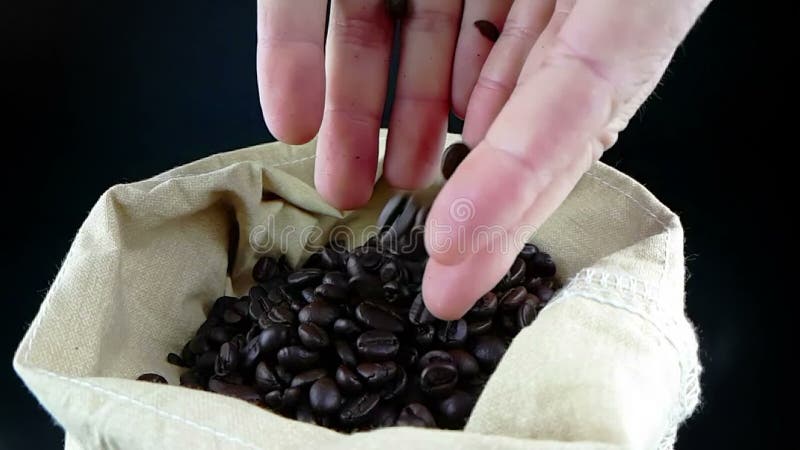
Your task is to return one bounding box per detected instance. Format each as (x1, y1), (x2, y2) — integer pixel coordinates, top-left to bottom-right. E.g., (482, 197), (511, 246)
(1, 1), (783, 449)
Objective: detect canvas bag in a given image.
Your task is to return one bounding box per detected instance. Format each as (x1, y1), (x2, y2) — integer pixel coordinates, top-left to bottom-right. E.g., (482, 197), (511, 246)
(14, 131), (701, 450)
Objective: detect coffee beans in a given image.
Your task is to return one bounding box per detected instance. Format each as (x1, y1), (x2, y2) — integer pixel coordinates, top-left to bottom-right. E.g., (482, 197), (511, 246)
(441, 142), (471, 180)
(474, 20), (500, 42)
(138, 194), (561, 432)
(384, 0), (407, 20)
(137, 373), (167, 384)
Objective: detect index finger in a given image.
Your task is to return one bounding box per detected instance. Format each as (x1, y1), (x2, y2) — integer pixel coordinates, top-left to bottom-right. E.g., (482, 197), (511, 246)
(257, 0), (327, 144)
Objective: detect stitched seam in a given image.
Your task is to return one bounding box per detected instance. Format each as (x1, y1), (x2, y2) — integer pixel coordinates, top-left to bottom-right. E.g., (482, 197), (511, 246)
(30, 367), (265, 450)
(584, 171), (668, 229)
(269, 154), (316, 168)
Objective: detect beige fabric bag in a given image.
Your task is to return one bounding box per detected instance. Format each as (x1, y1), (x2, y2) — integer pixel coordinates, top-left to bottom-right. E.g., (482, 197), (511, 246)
(14, 131), (701, 450)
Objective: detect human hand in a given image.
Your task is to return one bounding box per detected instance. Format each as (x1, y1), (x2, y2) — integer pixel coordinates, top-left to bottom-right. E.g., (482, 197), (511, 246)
(256, 0), (711, 319)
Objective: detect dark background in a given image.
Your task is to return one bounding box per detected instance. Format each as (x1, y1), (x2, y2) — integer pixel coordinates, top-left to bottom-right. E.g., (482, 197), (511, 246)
(1, 1), (782, 449)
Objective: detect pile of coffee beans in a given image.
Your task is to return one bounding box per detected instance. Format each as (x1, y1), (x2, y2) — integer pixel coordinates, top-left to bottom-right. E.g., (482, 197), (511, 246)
(137, 190), (560, 431)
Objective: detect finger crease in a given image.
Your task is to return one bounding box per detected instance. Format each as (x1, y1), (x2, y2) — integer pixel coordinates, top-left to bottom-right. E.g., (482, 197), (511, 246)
(549, 35), (614, 87)
(332, 18), (390, 49)
(257, 36), (324, 53)
(406, 9), (460, 33)
(326, 107), (382, 126)
(475, 75), (514, 96)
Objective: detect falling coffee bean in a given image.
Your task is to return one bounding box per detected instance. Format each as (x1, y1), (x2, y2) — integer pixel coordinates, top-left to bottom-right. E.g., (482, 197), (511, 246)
(137, 373), (167, 384)
(441, 142), (471, 179)
(474, 20), (500, 42)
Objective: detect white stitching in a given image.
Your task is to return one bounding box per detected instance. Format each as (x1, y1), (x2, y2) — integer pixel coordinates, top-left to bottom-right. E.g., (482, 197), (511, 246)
(31, 367), (266, 450)
(584, 171), (668, 229)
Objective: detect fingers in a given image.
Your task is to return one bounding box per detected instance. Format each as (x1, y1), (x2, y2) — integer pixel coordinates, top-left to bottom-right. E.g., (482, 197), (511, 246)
(257, 0), (327, 144)
(461, 0), (556, 146)
(423, 0), (710, 317)
(450, 0), (513, 119)
(382, 0), (462, 190)
(314, 0), (394, 210)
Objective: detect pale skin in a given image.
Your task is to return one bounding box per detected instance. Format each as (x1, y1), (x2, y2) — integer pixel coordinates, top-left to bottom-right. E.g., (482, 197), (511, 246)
(257, 0), (711, 319)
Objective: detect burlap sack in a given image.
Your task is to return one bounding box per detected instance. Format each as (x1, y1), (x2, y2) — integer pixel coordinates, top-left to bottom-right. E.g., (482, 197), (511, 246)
(14, 131), (701, 450)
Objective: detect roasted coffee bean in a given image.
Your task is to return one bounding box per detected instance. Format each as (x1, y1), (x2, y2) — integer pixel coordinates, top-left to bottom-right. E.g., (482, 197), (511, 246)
(398, 228), (427, 260)
(379, 260), (401, 283)
(298, 322), (330, 349)
(214, 341), (239, 376)
(384, 0), (407, 20)
(267, 303), (296, 325)
(314, 283), (348, 302)
(532, 284), (554, 302)
(137, 373), (167, 384)
(377, 194), (409, 231)
(334, 340), (358, 367)
(220, 372), (244, 385)
(372, 404), (399, 427)
(518, 298), (538, 328)
(223, 308), (244, 325)
(167, 352), (186, 367)
(248, 295), (269, 321)
(498, 313), (518, 333)
(436, 320), (468, 348)
(207, 326), (228, 346)
(467, 317), (493, 335)
(420, 363), (458, 397)
(195, 351), (218, 373)
(468, 292), (498, 318)
(381, 366), (407, 401)
(332, 318), (361, 337)
(300, 287), (316, 303)
(355, 301), (404, 333)
(296, 405), (315, 423)
(356, 361), (398, 388)
(287, 268), (324, 288)
(474, 20), (500, 42)
(349, 273), (384, 299)
(340, 393), (380, 425)
(249, 284), (269, 304)
(447, 349), (480, 379)
(472, 335), (507, 370)
(396, 346), (419, 367)
(263, 389), (284, 409)
(319, 248), (343, 270)
(277, 346), (320, 372)
(267, 285), (291, 305)
(232, 299), (250, 317)
(438, 390), (476, 428)
(255, 362), (283, 392)
(309, 377), (342, 414)
(335, 364), (363, 394)
(396, 403), (436, 428)
(179, 369), (205, 389)
(529, 252), (556, 277)
(290, 368), (327, 388)
(356, 330), (400, 362)
(282, 387), (302, 410)
(383, 280), (400, 302)
(288, 297), (307, 313)
(414, 204), (429, 228)
(441, 142), (471, 179)
(499, 258), (526, 289)
(188, 335), (210, 355)
(409, 294), (436, 325)
(208, 378), (263, 404)
(209, 296), (237, 318)
(357, 247), (383, 271)
(519, 243), (539, 259)
(298, 300), (339, 327)
(500, 287), (528, 311)
(275, 365), (294, 386)
(252, 256), (278, 282)
(257, 324), (291, 354)
(381, 197), (418, 248)
(418, 350), (454, 370)
(415, 324), (436, 347)
(180, 342), (196, 366)
(322, 271), (348, 288)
